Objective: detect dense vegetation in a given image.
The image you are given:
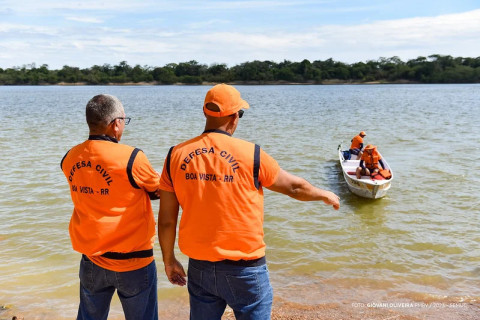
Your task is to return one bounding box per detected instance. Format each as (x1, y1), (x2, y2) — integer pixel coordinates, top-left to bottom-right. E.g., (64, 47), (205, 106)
(1, 55), (479, 85)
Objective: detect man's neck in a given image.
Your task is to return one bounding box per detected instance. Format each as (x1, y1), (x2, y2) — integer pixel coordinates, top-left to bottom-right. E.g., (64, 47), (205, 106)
(88, 135), (118, 143)
(89, 130), (118, 141)
(203, 124), (234, 135)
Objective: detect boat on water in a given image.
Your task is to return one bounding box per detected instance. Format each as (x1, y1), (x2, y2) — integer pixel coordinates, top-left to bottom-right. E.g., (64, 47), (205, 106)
(338, 144), (393, 199)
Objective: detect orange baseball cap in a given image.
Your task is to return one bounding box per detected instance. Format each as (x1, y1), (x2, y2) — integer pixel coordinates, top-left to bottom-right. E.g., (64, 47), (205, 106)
(360, 131), (366, 136)
(203, 84), (250, 117)
(364, 144), (375, 150)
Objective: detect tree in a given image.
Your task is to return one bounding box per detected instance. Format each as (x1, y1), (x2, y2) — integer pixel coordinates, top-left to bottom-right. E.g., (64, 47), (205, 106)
(152, 67), (177, 84)
(175, 60), (207, 77)
(1, 55), (480, 85)
(58, 65), (82, 83)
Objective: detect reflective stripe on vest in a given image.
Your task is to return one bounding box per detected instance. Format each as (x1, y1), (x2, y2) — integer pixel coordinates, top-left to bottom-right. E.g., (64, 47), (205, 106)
(166, 146), (174, 185)
(253, 144), (260, 190)
(127, 148), (141, 189)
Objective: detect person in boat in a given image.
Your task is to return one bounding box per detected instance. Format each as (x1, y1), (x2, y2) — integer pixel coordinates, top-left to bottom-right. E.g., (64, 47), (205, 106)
(356, 144), (386, 179)
(61, 94), (161, 320)
(349, 131), (366, 159)
(157, 84), (340, 320)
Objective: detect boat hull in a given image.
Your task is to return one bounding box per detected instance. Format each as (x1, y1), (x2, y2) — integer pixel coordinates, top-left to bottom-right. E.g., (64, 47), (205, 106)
(338, 145), (393, 199)
(342, 171), (391, 199)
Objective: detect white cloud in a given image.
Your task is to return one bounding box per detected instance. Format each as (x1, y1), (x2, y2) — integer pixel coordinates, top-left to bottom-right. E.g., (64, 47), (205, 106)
(172, 0), (325, 11)
(189, 9), (480, 64)
(66, 17), (104, 24)
(0, 0), (349, 15)
(0, 22), (58, 36)
(1, 0), (153, 13)
(1, 8), (479, 68)
(313, 9), (480, 61)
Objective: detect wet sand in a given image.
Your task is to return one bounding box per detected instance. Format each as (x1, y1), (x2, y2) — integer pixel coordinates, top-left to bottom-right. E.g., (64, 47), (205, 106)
(157, 296), (480, 320)
(159, 298), (480, 320)
(1, 273), (478, 319)
(2, 294), (478, 320)
(160, 297), (478, 320)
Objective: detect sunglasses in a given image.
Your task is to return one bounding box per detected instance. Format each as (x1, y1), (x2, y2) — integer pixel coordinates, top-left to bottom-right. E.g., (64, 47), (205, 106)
(238, 110), (244, 118)
(110, 117), (131, 125)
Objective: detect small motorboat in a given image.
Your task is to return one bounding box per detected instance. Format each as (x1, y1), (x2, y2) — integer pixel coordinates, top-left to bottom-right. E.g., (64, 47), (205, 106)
(338, 144), (393, 199)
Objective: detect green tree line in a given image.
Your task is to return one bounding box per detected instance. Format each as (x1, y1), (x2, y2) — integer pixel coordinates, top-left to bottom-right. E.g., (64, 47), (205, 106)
(1, 55), (479, 85)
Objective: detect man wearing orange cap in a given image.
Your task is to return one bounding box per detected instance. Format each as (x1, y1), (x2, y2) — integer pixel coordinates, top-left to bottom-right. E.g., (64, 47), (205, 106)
(349, 131), (366, 160)
(356, 144), (386, 179)
(157, 84), (340, 320)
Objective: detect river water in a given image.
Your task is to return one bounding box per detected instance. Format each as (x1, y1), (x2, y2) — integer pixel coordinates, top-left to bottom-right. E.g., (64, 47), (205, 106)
(0, 84), (479, 318)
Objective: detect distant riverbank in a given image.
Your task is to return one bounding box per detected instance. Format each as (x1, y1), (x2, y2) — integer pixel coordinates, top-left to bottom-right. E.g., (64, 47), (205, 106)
(48, 79), (420, 86)
(2, 55), (479, 86)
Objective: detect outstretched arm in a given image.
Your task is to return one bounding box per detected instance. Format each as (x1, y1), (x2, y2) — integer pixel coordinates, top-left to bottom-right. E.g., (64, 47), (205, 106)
(266, 169), (340, 209)
(158, 190), (186, 286)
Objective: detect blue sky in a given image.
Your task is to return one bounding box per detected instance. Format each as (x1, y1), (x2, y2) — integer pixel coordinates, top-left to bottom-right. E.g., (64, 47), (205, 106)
(1, 0), (479, 69)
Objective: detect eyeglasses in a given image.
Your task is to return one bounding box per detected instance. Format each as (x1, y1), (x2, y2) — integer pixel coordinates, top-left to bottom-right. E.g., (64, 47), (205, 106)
(110, 117), (131, 125)
(238, 110), (244, 118)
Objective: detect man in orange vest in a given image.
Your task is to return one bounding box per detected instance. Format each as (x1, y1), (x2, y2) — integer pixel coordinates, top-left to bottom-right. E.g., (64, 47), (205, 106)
(356, 144), (386, 179)
(157, 84), (340, 320)
(61, 94), (160, 320)
(349, 131), (366, 160)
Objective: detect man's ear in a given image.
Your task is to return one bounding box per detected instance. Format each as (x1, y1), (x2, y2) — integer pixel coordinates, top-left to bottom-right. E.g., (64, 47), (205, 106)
(113, 119), (120, 133)
(226, 113), (238, 131)
(104, 119), (118, 138)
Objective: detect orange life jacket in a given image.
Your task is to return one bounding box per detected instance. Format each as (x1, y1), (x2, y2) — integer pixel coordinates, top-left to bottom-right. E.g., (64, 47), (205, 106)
(379, 169), (392, 179)
(361, 146), (382, 170)
(61, 136), (160, 272)
(350, 135), (364, 150)
(159, 130), (280, 261)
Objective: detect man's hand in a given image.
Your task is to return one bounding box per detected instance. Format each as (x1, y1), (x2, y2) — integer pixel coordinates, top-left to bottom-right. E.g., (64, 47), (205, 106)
(165, 259), (187, 286)
(322, 190), (340, 210)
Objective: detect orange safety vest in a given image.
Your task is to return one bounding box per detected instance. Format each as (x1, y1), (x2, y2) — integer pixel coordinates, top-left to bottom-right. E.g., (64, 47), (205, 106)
(350, 135), (364, 150)
(361, 147), (382, 170)
(61, 136), (160, 272)
(159, 129), (280, 261)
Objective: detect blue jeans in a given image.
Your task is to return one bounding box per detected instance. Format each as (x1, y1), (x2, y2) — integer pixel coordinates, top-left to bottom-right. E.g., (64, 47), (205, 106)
(349, 148), (361, 155)
(187, 258), (273, 320)
(77, 255), (158, 320)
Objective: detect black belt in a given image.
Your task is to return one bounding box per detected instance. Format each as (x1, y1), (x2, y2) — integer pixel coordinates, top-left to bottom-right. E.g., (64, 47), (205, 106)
(190, 256), (266, 267)
(190, 256), (267, 267)
(221, 256), (266, 267)
(100, 249), (153, 260)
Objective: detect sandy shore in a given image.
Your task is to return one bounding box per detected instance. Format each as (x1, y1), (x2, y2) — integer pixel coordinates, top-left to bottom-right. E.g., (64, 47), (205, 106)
(2, 280), (479, 320)
(156, 296), (479, 320)
(157, 295), (479, 320)
(2, 295), (478, 320)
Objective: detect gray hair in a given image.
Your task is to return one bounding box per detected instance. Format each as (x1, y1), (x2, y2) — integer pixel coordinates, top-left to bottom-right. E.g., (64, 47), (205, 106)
(86, 94), (124, 130)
